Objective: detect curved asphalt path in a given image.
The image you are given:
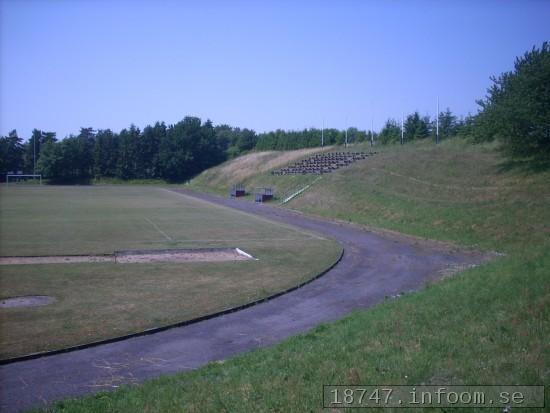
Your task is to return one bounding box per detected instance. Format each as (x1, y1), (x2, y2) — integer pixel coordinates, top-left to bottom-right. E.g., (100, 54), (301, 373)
(0, 188), (488, 412)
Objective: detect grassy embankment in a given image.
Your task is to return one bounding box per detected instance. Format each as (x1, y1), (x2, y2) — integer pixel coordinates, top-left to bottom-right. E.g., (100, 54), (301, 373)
(188, 145), (337, 201)
(0, 186), (341, 359)
(34, 139), (549, 412)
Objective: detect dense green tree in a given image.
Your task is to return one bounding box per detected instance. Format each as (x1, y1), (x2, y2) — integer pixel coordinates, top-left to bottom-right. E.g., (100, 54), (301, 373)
(194, 119), (226, 171)
(214, 125), (257, 158)
(93, 129), (119, 177)
(36, 140), (63, 179)
(0, 130), (25, 176)
(235, 128), (257, 153)
(456, 114), (475, 139)
(37, 133), (93, 182)
(76, 127), (95, 179)
(439, 108), (458, 139)
(378, 119), (402, 144)
(404, 112), (429, 141)
(138, 122), (165, 178)
(117, 125), (140, 179)
(214, 124), (233, 152)
(158, 117), (204, 181)
(346, 127), (367, 143)
(473, 42), (550, 161)
(24, 129), (42, 173)
(24, 129), (57, 173)
(255, 127), (349, 150)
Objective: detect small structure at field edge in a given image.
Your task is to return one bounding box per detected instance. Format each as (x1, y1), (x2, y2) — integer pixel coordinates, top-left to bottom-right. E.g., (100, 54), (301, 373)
(230, 183), (246, 197)
(255, 187), (274, 203)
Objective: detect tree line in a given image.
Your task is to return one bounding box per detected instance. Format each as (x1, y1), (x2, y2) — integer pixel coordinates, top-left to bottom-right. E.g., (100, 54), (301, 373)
(377, 108), (470, 144)
(255, 127), (372, 150)
(2, 43), (548, 182)
(1, 118), (258, 183)
(470, 42), (549, 165)
(379, 42), (550, 165)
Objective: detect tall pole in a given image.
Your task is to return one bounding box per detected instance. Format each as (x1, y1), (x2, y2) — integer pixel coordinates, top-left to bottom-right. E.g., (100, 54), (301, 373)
(370, 118), (374, 147)
(436, 97), (440, 144)
(401, 112), (405, 145)
(345, 116), (348, 148)
(33, 134), (36, 174)
(321, 118), (324, 147)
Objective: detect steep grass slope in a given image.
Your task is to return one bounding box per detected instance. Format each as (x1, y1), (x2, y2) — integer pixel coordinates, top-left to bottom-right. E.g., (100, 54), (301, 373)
(189, 146), (335, 199)
(38, 139), (549, 412)
(290, 139), (549, 253)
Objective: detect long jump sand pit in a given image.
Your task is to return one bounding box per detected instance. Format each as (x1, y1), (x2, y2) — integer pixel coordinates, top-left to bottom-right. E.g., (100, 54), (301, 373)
(0, 248), (256, 265)
(115, 247), (256, 263)
(0, 295), (56, 308)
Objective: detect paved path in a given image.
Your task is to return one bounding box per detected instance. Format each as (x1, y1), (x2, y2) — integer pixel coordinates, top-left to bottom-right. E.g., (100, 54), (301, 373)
(0, 189), (488, 412)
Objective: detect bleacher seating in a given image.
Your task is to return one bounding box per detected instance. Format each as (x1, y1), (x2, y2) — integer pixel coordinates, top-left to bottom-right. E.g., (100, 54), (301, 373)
(271, 151), (375, 175)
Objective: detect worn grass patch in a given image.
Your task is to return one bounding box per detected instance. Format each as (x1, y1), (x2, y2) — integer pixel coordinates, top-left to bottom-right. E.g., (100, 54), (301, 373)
(0, 186), (341, 359)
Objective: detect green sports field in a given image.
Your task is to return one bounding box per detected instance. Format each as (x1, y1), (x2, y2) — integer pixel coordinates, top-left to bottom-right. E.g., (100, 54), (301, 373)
(0, 186), (341, 359)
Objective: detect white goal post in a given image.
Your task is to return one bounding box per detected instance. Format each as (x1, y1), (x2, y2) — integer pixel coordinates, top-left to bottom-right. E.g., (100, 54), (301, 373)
(6, 174), (42, 185)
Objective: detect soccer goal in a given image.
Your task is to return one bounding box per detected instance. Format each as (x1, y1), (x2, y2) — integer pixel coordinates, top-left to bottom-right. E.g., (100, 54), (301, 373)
(6, 174), (42, 185)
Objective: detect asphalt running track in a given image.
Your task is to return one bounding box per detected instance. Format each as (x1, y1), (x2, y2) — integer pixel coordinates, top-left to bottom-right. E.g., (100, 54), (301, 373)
(0, 188), (489, 412)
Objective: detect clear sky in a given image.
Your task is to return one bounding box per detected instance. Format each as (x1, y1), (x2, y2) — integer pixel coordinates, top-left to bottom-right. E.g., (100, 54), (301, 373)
(1, 0), (549, 139)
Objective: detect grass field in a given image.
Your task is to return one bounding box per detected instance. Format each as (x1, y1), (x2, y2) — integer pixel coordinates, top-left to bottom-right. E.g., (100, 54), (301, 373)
(39, 139), (550, 412)
(0, 186), (341, 359)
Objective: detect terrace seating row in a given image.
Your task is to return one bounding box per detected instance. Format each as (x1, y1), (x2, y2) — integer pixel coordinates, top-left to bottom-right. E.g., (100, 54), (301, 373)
(272, 151), (375, 175)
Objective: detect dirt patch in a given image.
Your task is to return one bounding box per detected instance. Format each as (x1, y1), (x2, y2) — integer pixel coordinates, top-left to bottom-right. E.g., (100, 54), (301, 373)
(0, 248), (256, 265)
(0, 256), (113, 265)
(115, 248), (255, 263)
(0, 296), (56, 308)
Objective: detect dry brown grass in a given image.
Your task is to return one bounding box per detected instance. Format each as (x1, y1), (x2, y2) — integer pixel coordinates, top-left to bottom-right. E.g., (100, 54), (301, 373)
(199, 147), (334, 187)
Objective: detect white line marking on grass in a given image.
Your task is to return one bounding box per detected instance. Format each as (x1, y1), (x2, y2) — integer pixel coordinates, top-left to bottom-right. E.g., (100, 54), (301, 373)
(144, 217), (173, 241)
(235, 248), (258, 260)
(159, 188), (327, 241)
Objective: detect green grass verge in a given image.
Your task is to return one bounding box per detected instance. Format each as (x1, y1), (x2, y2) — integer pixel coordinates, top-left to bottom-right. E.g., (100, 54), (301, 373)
(0, 186), (341, 359)
(31, 140), (550, 412)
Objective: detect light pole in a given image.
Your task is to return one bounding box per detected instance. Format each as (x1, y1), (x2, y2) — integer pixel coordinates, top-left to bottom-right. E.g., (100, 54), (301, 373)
(321, 118), (324, 147)
(436, 97), (440, 144)
(33, 133), (36, 174)
(401, 112), (405, 145)
(370, 118), (374, 146)
(345, 117), (348, 148)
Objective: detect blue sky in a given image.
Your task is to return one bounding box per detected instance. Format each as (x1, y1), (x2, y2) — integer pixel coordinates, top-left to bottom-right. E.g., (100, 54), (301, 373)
(1, 0), (549, 139)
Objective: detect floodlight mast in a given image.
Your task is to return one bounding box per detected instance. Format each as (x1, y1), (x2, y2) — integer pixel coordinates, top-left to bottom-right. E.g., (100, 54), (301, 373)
(345, 117), (348, 148)
(370, 118), (374, 146)
(345, 128), (348, 147)
(33, 135), (36, 174)
(401, 112), (405, 145)
(321, 118), (324, 147)
(436, 97), (440, 144)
